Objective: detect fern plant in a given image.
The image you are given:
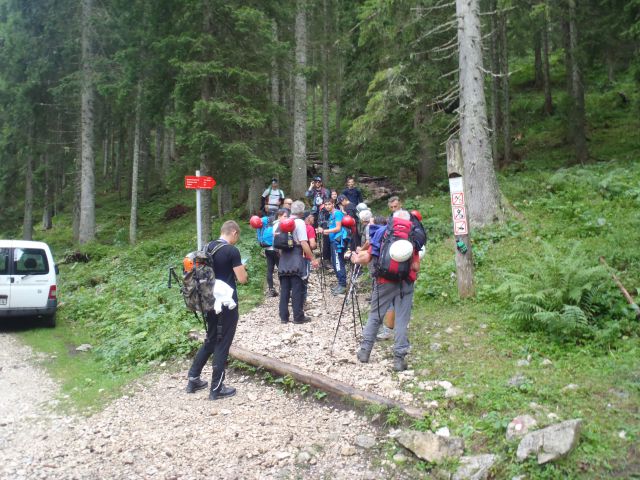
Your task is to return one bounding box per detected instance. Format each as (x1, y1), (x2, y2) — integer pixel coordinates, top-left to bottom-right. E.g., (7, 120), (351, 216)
(497, 243), (635, 345)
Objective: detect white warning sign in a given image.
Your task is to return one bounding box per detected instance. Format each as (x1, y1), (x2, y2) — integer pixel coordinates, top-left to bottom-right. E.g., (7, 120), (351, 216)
(454, 220), (468, 235)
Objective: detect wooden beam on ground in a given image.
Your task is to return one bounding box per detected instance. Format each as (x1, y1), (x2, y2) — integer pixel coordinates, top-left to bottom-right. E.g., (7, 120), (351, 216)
(229, 345), (426, 419)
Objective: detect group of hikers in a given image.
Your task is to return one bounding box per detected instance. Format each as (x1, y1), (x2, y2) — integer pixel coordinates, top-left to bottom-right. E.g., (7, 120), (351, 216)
(184, 175), (426, 401)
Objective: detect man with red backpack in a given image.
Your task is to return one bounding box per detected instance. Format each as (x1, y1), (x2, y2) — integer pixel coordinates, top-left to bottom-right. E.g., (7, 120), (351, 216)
(350, 209), (426, 371)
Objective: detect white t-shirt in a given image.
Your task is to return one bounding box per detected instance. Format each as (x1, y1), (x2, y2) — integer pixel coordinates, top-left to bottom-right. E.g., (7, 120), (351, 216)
(262, 187), (284, 209)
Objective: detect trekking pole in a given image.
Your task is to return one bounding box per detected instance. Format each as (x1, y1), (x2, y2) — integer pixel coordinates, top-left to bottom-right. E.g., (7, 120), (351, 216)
(331, 263), (360, 353)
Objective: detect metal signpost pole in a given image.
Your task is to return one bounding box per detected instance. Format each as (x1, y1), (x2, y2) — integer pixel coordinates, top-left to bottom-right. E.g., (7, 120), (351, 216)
(195, 170), (202, 251)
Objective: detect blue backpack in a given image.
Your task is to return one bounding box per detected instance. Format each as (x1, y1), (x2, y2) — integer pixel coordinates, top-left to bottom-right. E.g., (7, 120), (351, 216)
(257, 216), (274, 248)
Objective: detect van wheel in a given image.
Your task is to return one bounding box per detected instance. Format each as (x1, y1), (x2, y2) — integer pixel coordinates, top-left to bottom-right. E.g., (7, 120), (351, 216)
(43, 314), (56, 328)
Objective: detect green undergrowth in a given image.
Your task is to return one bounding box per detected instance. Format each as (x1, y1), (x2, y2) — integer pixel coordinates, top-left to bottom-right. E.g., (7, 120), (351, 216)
(393, 160), (640, 477)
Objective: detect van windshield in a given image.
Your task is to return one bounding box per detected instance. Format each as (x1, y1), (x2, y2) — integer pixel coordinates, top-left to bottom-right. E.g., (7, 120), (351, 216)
(0, 248), (9, 274)
(14, 248), (49, 275)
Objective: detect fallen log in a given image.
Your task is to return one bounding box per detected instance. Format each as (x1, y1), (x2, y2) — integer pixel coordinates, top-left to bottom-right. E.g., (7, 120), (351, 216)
(229, 345), (426, 419)
(599, 256), (640, 319)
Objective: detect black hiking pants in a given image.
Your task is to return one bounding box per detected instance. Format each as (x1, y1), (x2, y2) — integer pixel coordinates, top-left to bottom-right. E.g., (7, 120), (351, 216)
(265, 249), (278, 290)
(279, 274), (305, 323)
(188, 306), (239, 392)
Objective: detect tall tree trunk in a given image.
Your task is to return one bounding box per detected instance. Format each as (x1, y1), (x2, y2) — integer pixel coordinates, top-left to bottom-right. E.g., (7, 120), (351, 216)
(102, 134), (108, 178)
(291, 0), (308, 199)
(162, 125), (171, 182)
(322, 0), (330, 183)
(271, 20), (280, 162)
(142, 123), (151, 200)
(334, 2), (342, 141)
(79, 0), (95, 244)
(567, 0), (588, 164)
(311, 49), (317, 153)
(200, 158), (212, 243)
(414, 106), (437, 190)
(129, 82), (142, 245)
(489, 0), (502, 167)
(42, 153), (53, 230)
(541, 5), (554, 115)
(499, 12), (512, 167)
(534, 29), (543, 89)
(23, 153), (34, 241)
(456, 0), (502, 226)
(247, 177), (262, 215)
(154, 127), (161, 170)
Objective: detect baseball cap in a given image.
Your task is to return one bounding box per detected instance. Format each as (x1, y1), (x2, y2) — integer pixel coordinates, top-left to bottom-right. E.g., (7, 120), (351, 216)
(313, 176), (322, 182)
(337, 194), (347, 203)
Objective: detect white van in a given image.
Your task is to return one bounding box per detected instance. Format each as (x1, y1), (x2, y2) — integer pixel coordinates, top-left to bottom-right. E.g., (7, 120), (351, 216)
(0, 240), (58, 327)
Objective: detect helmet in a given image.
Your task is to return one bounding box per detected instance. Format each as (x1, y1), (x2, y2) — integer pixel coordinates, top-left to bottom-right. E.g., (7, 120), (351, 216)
(356, 202), (368, 212)
(358, 209), (372, 222)
(389, 239), (414, 262)
(280, 217), (296, 233)
(341, 215), (355, 228)
(249, 215), (263, 229)
(419, 244), (426, 259)
(410, 210), (423, 222)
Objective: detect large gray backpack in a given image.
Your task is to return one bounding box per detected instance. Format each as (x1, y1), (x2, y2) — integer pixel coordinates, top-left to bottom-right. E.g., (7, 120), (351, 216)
(181, 242), (225, 313)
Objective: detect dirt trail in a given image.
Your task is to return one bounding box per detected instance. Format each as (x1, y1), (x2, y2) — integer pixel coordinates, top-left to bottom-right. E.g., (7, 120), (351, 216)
(0, 271), (421, 480)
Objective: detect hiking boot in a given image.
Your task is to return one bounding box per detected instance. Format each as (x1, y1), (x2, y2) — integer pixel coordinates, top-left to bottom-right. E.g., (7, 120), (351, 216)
(333, 285), (346, 295)
(280, 318), (289, 324)
(209, 385), (236, 400)
(185, 377), (208, 393)
(357, 348), (371, 363)
(293, 316), (311, 324)
(376, 326), (394, 341)
(267, 288), (279, 297)
(393, 356), (408, 372)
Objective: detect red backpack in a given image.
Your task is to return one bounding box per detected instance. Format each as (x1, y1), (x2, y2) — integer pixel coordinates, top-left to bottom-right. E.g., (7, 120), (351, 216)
(375, 217), (413, 281)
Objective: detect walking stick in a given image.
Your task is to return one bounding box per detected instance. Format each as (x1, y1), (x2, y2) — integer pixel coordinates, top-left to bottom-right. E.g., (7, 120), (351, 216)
(317, 232), (327, 309)
(331, 263), (361, 354)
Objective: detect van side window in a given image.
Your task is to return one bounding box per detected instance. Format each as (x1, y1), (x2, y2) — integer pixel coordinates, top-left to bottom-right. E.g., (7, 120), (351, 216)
(0, 248), (9, 274)
(14, 248), (49, 275)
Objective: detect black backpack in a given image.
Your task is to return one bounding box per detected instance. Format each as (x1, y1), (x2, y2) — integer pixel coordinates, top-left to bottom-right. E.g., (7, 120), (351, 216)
(273, 223), (295, 251)
(181, 241), (226, 313)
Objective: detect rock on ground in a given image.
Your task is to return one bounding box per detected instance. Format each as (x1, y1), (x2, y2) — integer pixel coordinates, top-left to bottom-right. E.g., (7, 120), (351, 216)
(396, 430), (464, 463)
(452, 454), (498, 480)
(516, 419), (583, 464)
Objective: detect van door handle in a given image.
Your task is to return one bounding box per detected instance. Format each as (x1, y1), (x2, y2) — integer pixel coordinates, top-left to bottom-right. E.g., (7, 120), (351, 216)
(10, 277), (14, 283)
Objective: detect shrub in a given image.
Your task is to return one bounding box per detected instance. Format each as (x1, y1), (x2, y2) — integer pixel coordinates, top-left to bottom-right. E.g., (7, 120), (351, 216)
(497, 243), (638, 346)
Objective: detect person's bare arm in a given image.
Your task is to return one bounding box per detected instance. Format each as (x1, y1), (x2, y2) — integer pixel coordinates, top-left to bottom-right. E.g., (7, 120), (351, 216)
(300, 240), (319, 268)
(350, 249), (371, 265)
(233, 265), (248, 284)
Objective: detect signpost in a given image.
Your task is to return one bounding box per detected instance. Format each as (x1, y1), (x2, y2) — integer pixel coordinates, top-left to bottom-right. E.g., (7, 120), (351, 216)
(185, 171), (216, 250)
(446, 139), (475, 298)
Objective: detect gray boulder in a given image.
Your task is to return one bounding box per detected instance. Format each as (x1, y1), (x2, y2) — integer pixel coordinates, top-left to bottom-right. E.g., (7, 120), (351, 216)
(453, 454), (498, 480)
(516, 419), (582, 464)
(396, 430), (464, 463)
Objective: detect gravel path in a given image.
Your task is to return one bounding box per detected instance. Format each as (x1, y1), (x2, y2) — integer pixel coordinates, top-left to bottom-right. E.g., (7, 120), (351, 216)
(0, 269), (422, 480)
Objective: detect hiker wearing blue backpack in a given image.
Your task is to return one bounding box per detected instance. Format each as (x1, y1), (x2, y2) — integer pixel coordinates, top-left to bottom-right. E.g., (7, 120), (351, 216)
(251, 209), (287, 297)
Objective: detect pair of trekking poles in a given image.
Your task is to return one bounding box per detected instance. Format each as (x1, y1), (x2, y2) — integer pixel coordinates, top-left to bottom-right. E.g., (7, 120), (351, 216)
(316, 231), (364, 353)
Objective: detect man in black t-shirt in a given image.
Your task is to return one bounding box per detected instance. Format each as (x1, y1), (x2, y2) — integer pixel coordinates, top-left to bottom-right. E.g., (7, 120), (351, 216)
(186, 220), (248, 400)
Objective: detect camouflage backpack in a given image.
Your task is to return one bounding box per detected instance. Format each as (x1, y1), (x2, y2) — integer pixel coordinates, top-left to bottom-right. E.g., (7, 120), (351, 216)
(181, 242), (225, 313)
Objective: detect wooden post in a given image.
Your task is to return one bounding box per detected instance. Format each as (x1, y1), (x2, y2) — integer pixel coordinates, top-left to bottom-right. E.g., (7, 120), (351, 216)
(447, 139), (475, 298)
